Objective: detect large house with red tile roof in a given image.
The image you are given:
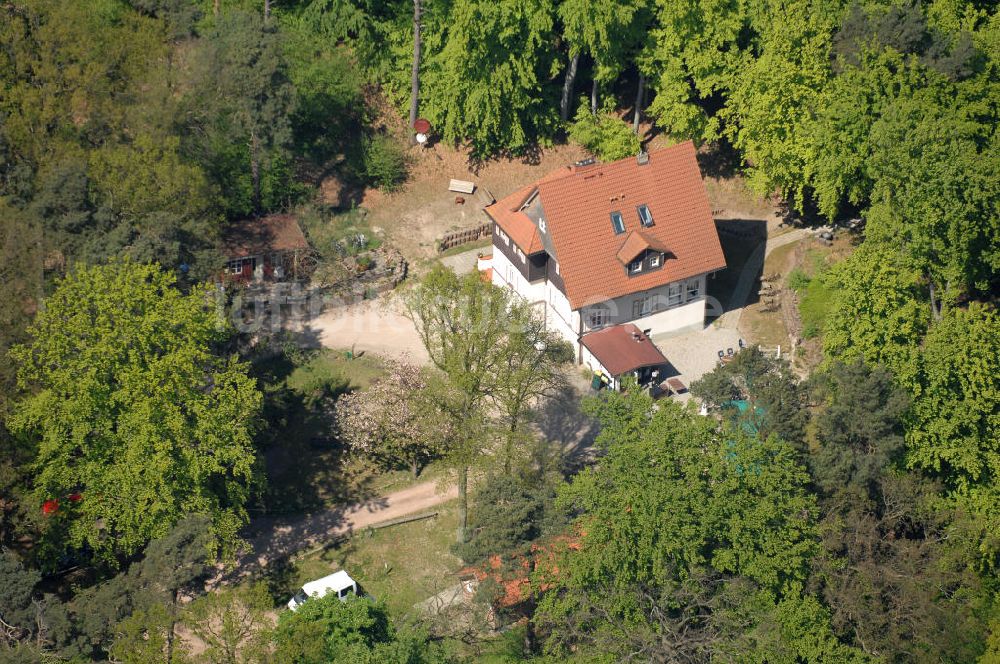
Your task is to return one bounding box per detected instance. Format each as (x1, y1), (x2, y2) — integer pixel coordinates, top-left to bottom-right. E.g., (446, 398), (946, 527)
(484, 142), (726, 387)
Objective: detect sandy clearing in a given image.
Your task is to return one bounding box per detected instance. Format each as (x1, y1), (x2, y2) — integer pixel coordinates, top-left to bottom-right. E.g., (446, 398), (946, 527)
(306, 297), (430, 365)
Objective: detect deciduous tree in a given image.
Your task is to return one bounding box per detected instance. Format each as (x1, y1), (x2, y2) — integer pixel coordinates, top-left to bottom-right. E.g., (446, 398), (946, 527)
(536, 389), (859, 660)
(184, 583), (272, 664)
(336, 363), (445, 478)
(421, 0), (558, 157)
(691, 345), (809, 450)
(273, 594), (441, 663)
(8, 262), (262, 564)
(404, 265), (561, 542)
(906, 302), (1000, 559)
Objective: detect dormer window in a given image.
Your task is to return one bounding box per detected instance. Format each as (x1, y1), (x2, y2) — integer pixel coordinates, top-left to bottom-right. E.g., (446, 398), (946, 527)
(629, 259), (642, 274)
(610, 211), (625, 235)
(649, 253), (661, 268)
(637, 204), (653, 227)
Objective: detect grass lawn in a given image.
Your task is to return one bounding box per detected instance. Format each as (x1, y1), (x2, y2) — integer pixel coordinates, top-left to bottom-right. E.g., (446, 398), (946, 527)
(286, 347), (386, 393)
(271, 501), (464, 618)
(788, 240), (851, 339)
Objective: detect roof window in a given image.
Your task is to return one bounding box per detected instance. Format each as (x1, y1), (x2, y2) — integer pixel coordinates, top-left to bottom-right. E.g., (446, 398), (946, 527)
(637, 205), (653, 227)
(610, 211), (625, 235)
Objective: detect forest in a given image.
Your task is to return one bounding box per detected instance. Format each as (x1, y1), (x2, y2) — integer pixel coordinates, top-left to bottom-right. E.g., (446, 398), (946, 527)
(1, 0), (998, 661)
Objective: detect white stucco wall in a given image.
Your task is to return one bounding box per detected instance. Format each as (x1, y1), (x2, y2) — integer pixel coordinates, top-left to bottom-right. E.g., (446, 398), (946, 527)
(493, 241), (710, 363)
(543, 281), (580, 348)
(581, 345), (619, 390)
(580, 274), (708, 336)
(491, 244), (546, 303)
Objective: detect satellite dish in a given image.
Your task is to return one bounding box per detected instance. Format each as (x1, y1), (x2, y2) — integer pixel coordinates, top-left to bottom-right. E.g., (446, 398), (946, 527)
(415, 132), (428, 144)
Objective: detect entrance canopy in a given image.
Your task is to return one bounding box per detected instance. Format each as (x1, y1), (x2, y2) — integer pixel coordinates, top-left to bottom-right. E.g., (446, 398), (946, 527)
(581, 323), (668, 376)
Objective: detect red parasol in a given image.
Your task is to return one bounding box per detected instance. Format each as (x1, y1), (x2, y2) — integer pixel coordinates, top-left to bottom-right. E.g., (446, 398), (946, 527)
(42, 499), (59, 515)
(413, 118), (431, 134)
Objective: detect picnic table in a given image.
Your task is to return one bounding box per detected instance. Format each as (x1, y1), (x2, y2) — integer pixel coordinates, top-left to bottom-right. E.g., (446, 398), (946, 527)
(666, 378), (687, 394)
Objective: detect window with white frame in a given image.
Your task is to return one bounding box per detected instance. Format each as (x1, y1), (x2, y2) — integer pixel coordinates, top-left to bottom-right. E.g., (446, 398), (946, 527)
(667, 283), (682, 307)
(539, 218), (547, 233)
(588, 306), (610, 328)
(226, 257), (254, 275)
(632, 294), (653, 318)
(648, 253), (661, 268)
(686, 278), (701, 301)
(497, 228), (510, 246)
(516, 248), (526, 264)
(629, 259), (642, 274)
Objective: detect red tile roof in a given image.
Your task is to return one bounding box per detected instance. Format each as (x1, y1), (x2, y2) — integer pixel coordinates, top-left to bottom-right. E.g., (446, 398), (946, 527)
(486, 142), (725, 309)
(483, 184), (545, 254)
(222, 214), (311, 259)
(581, 324), (668, 376)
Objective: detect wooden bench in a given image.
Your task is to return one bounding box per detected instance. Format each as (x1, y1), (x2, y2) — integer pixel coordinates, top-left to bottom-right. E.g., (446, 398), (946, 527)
(448, 178), (475, 194)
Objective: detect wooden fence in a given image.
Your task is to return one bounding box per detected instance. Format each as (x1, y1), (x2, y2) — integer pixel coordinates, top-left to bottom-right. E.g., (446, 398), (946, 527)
(437, 221), (494, 252)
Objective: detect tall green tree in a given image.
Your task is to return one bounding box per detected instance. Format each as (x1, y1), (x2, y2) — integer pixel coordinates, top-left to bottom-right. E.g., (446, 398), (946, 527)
(422, 0), (558, 157)
(691, 345), (809, 450)
(8, 262), (262, 564)
(558, 0), (649, 118)
(719, 0), (838, 205)
(187, 9), (296, 215)
(535, 389), (862, 661)
(813, 474), (991, 662)
(809, 359), (909, 498)
(864, 85), (999, 311)
(906, 303), (1000, 559)
(183, 583), (272, 664)
(822, 243), (929, 390)
(404, 265), (558, 542)
(273, 594), (442, 663)
(646, 0), (752, 139)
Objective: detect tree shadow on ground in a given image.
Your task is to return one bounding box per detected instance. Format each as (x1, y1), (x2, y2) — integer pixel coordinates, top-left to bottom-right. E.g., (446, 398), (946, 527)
(697, 139), (744, 179)
(465, 141), (547, 176)
(219, 309), (391, 583)
(534, 384), (602, 477)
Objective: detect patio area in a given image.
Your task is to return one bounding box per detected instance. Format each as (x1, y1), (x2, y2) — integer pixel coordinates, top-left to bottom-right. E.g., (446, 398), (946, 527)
(651, 324), (744, 403)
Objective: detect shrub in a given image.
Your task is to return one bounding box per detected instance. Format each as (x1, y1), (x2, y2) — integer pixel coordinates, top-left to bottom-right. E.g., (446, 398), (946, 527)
(363, 134), (408, 191)
(787, 268), (811, 291)
(568, 101), (641, 162)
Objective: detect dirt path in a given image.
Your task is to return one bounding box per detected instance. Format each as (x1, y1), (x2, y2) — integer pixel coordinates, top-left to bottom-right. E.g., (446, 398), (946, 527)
(223, 480), (458, 583)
